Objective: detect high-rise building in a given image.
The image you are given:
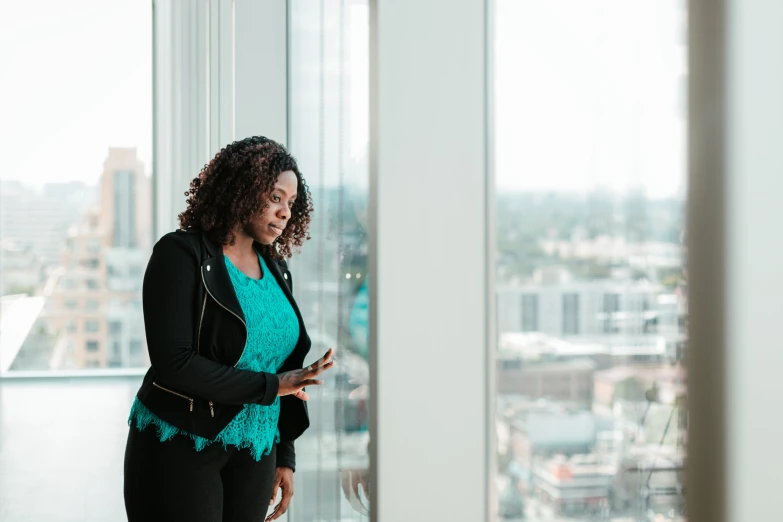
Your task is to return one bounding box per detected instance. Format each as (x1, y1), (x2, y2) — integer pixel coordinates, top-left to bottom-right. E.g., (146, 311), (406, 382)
(99, 148), (152, 251)
(42, 148), (152, 369)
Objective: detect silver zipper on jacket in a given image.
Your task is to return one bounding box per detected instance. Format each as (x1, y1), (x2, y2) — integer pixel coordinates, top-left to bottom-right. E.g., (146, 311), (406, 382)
(197, 294), (207, 354)
(197, 288), (211, 414)
(200, 265), (248, 418)
(153, 382), (194, 412)
(200, 265), (248, 367)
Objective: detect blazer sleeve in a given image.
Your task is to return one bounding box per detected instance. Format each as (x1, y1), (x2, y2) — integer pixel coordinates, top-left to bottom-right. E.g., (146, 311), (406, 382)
(142, 233), (279, 406)
(276, 440), (296, 471)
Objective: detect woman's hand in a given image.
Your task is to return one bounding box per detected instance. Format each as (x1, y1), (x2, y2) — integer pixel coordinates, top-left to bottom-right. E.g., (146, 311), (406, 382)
(277, 348), (335, 401)
(267, 466), (294, 521)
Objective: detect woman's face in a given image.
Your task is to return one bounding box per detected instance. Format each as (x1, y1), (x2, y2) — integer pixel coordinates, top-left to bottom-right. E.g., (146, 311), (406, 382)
(245, 170), (298, 245)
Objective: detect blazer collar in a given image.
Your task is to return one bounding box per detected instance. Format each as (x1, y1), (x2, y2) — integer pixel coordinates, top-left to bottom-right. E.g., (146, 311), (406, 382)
(259, 245), (305, 327)
(201, 248), (245, 324)
(199, 231), (304, 328)
(201, 233), (222, 258)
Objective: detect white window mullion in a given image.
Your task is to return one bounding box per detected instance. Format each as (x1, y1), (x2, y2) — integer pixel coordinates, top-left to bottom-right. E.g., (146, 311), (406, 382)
(153, 0), (210, 238)
(369, 1), (490, 521)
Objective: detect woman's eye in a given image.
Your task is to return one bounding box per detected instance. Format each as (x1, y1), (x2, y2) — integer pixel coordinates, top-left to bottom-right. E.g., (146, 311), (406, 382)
(272, 194), (281, 202)
(288, 201), (295, 209)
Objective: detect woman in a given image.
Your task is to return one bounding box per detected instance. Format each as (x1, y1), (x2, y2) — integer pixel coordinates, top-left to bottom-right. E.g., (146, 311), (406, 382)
(124, 136), (333, 522)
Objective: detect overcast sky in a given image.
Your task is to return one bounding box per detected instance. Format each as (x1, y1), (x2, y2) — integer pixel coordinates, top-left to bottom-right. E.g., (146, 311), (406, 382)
(0, 0), (152, 187)
(0, 0), (685, 198)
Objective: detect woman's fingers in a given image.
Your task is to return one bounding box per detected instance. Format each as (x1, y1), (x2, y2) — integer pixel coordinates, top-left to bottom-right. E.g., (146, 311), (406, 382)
(303, 349), (335, 376)
(290, 379), (325, 401)
(315, 361), (335, 376)
(299, 378), (324, 387)
(307, 348), (334, 372)
(269, 477), (281, 506)
(287, 349), (337, 401)
(306, 360), (335, 377)
(276, 483), (293, 517)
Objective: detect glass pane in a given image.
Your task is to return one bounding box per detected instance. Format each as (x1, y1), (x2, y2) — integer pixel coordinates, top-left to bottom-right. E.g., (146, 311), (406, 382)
(0, 0), (152, 373)
(288, 1), (370, 521)
(494, 1), (688, 520)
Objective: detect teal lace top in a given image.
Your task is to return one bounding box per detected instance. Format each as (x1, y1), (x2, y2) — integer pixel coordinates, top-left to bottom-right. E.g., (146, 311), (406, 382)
(128, 252), (300, 461)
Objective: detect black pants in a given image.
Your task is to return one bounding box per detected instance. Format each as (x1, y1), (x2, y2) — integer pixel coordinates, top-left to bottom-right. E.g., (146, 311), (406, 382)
(124, 426), (277, 522)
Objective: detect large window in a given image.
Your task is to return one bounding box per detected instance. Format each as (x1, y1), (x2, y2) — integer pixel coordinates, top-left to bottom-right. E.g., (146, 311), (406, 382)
(288, 1), (370, 520)
(494, 0), (688, 520)
(0, 0), (152, 373)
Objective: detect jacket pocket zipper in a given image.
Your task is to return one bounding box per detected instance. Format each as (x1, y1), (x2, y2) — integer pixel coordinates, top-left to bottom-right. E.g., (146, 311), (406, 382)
(153, 382), (194, 412)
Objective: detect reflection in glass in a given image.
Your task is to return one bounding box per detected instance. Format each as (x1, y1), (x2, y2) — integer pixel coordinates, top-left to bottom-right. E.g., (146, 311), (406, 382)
(288, 0), (370, 520)
(494, 0), (688, 520)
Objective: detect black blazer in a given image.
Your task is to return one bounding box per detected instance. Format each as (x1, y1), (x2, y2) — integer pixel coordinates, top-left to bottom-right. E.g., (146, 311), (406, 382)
(134, 228), (312, 471)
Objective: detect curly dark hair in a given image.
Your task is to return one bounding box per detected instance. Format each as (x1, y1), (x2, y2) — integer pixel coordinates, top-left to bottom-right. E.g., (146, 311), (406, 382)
(178, 136), (313, 259)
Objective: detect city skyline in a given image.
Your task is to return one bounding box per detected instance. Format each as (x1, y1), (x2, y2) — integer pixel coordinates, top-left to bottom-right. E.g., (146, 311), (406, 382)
(3, 147), (152, 371)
